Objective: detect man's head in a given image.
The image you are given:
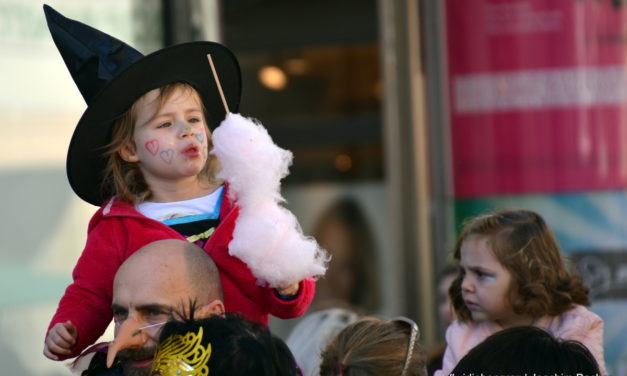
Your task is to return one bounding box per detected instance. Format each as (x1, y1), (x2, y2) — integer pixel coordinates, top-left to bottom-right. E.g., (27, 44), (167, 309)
(108, 239), (224, 375)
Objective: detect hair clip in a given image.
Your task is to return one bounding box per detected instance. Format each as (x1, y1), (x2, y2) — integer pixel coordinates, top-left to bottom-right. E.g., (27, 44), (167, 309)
(390, 316), (420, 376)
(150, 326), (211, 376)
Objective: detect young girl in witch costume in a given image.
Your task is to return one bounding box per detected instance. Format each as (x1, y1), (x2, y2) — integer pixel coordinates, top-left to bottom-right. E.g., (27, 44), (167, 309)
(42, 5), (322, 360)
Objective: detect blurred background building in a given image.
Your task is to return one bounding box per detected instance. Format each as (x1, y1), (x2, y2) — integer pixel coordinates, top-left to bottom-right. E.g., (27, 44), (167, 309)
(1, 0), (626, 374)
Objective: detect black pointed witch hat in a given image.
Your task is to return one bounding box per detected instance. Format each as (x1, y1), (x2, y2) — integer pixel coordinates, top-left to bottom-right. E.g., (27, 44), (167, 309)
(43, 4), (241, 206)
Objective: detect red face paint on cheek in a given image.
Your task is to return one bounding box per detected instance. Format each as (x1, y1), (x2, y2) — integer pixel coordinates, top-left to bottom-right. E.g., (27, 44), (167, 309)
(145, 140), (159, 156)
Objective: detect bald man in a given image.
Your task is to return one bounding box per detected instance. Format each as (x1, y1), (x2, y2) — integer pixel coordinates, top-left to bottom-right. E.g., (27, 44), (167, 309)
(82, 239), (225, 376)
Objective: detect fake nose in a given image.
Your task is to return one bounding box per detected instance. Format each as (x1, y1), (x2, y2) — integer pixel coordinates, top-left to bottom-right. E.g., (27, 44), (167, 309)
(106, 317), (148, 368)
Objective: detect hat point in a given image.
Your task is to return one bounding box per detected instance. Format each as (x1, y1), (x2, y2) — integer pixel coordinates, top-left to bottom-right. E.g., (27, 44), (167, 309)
(43, 4), (62, 26)
(43, 3), (144, 104)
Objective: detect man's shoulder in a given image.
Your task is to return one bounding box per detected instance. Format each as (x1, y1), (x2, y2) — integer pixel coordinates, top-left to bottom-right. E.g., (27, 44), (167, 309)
(81, 351), (124, 376)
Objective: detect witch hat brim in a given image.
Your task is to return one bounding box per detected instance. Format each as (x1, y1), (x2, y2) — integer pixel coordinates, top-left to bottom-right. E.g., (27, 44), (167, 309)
(44, 5), (241, 206)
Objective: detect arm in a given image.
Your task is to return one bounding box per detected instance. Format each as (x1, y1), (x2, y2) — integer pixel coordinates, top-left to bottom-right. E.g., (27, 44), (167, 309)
(45, 215), (126, 359)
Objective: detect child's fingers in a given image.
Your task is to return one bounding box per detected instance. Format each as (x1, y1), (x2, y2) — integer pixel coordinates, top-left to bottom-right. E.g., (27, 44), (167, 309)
(43, 322), (78, 359)
(64, 321), (78, 338)
(277, 282), (299, 296)
(45, 323), (76, 347)
(56, 325), (77, 344)
(43, 345), (59, 360)
(49, 330), (74, 349)
(44, 333), (73, 359)
(45, 340), (72, 356)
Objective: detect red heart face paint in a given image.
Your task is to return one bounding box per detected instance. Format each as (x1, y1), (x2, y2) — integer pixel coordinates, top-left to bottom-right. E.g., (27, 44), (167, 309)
(145, 140), (160, 156)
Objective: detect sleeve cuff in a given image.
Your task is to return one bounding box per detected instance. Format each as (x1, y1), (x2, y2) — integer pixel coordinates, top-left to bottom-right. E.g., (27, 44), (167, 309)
(275, 290), (299, 301)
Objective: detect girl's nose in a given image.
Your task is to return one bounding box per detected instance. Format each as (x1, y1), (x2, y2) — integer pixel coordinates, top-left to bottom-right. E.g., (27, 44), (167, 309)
(178, 122), (194, 138)
(106, 317), (148, 368)
(461, 275), (473, 293)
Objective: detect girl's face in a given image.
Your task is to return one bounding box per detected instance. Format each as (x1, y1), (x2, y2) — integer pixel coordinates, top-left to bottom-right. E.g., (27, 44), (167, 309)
(121, 86), (209, 189)
(459, 235), (529, 329)
(313, 218), (357, 305)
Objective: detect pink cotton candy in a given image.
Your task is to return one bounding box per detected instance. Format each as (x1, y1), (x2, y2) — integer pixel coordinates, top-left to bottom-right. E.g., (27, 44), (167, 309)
(211, 113), (329, 287)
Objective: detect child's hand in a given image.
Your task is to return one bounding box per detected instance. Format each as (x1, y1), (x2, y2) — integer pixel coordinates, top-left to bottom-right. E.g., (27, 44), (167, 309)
(276, 282), (300, 297)
(43, 320), (78, 360)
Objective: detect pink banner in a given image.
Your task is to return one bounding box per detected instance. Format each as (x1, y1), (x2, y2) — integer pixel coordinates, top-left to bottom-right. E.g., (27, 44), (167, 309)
(445, 0), (627, 198)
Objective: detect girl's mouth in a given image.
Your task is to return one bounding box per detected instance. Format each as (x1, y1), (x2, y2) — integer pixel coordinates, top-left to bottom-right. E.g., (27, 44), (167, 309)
(182, 144), (200, 158)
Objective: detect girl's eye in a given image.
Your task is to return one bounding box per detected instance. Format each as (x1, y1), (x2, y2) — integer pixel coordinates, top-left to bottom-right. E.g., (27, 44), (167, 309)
(157, 122), (171, 129)
(476, 270), (495, 280)
(188, 117), (201, 124)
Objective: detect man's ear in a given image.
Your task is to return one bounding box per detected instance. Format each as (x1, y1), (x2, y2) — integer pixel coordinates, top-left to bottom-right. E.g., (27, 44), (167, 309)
(195, 300), (225, 318)
(120, 142), (139, 162)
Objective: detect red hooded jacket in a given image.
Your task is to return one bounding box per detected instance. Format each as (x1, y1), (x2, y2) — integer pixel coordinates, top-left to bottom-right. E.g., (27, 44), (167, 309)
(47, 185), (315, 359)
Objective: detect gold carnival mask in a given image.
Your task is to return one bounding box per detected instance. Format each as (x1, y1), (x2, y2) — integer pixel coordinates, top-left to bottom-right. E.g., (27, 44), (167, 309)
(150, 326), (211, 376)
